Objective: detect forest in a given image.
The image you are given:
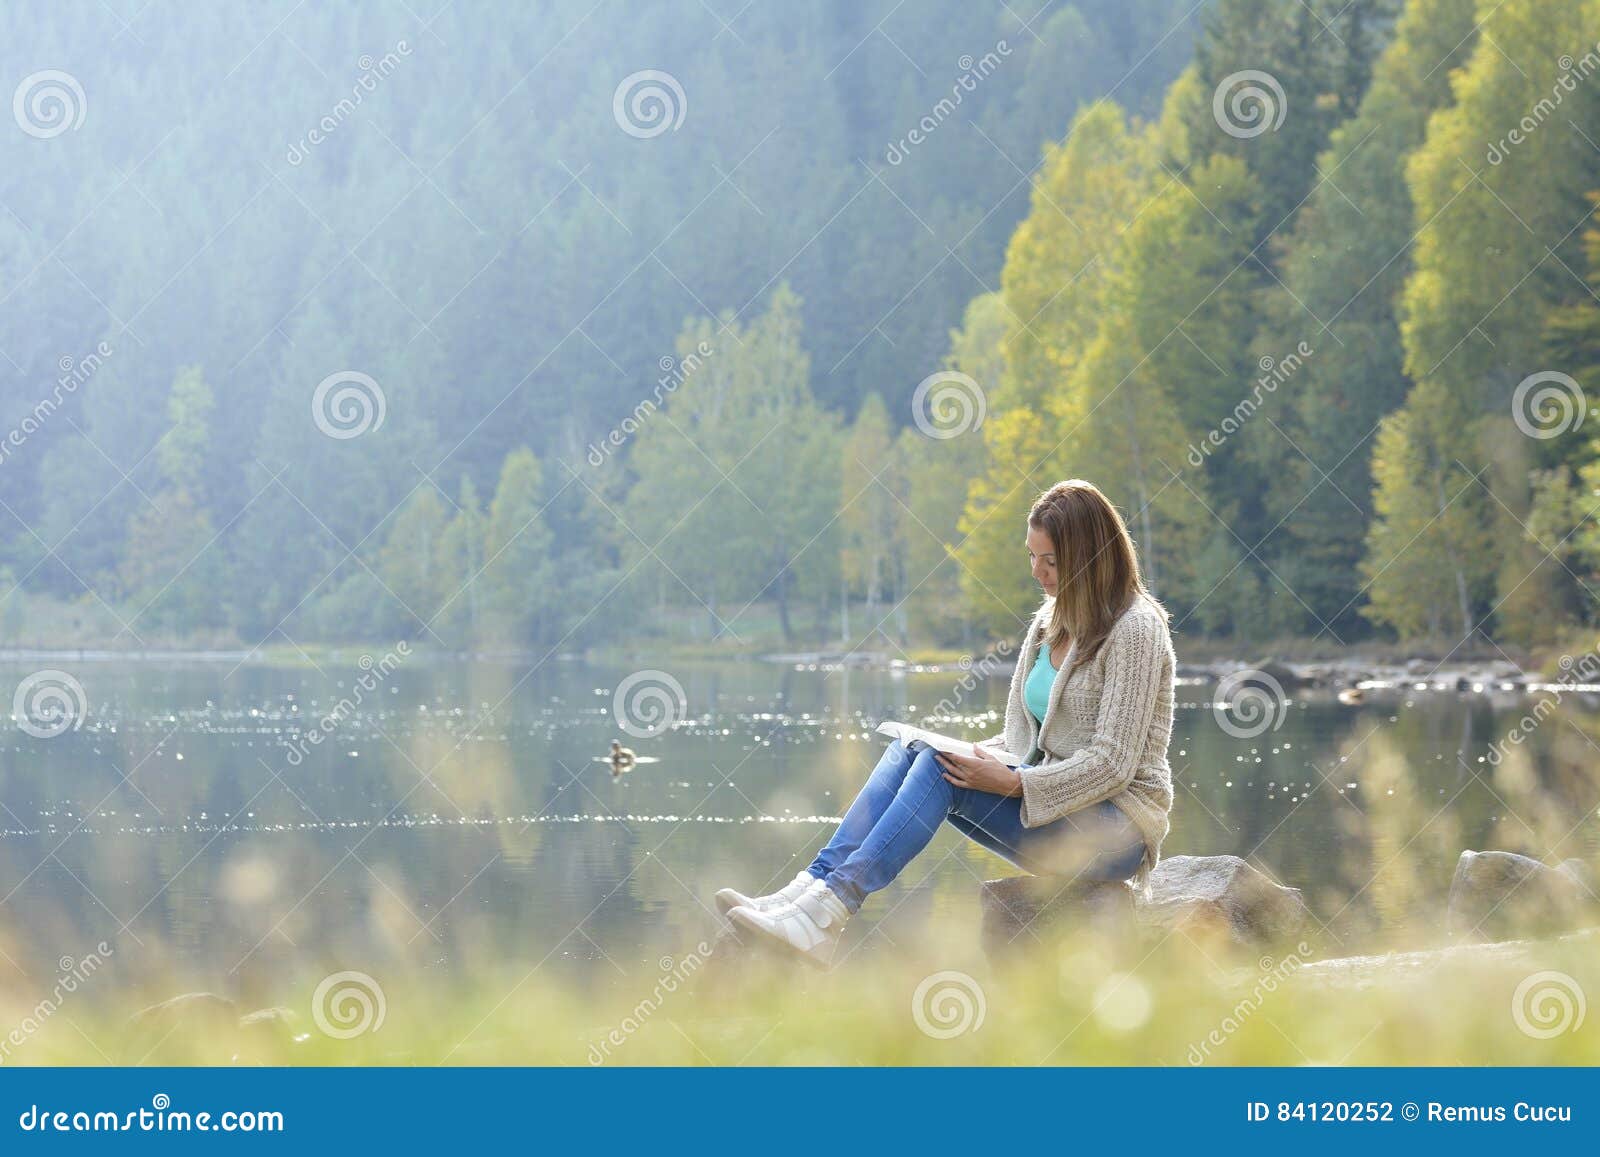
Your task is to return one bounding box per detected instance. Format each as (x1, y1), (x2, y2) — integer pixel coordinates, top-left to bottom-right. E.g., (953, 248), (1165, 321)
(2, 0), (1598, 654)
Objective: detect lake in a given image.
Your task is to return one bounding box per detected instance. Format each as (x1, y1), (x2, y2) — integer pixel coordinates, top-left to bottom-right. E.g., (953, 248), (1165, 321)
(0, 652), (1596, 1027)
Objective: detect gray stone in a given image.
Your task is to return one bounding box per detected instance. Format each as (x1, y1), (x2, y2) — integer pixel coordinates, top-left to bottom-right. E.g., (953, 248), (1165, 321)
(1446, 850), (1597, 941)
(1250, 659), (1313, 689)
(1558, 857), (1594, 894)
(236, 1006), (310, 1062)
(980, 854), (1313, 957)
(980, 875), (1135, 956)
(1264, 926), (1600, 995)
(1138, 854), (1312, 947)
(121, 992), (240, 1064)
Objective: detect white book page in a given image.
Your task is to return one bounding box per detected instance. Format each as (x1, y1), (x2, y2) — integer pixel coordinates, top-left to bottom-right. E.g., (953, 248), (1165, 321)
(875, 721), (1024, 767)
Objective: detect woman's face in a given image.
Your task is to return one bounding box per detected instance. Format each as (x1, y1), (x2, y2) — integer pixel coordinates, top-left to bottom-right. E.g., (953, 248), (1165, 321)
(1026, 524), (1058, 597)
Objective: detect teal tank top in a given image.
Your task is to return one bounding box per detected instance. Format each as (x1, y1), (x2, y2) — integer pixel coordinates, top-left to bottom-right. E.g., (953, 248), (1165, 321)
(1023, 643), (1056, 723)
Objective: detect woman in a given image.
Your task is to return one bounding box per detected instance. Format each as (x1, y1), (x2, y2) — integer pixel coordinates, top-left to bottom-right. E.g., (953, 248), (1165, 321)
(716, 479), (1176, 968)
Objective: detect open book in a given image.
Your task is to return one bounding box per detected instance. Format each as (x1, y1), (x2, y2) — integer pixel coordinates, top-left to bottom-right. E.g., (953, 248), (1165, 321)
(875, 721), (1025, 767)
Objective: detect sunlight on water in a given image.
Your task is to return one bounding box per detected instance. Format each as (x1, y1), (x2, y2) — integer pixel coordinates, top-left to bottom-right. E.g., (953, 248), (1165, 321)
(0, 654), (1595, 1050)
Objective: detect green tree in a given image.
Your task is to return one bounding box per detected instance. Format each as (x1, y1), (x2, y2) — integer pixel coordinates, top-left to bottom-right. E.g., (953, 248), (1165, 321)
(482, 448), (558, 645)
(1359, 380), (1497, 640)
(898, 292), (1001, 645)
(119, 367), (226, 632)
(1250, 0), (1480, 637)
(956, 102), (1149, 634)
(625, 284), (840, 643)
(1388, 0), (1600, 643)
(374, 487), (452, 640)
(839, 392), (896, 641)
(434, 475), (488, 647)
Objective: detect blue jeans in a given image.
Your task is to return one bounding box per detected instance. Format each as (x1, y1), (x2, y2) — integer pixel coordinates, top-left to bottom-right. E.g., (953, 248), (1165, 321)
(807, 739), (1146, 914)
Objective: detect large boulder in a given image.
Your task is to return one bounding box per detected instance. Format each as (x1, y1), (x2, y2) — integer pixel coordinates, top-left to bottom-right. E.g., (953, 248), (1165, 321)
(980, 854), (1311, 956)
(1446, 850), (1596, 941)
(979, 875), (1134, 956)
(1137, 855), (1312, 947)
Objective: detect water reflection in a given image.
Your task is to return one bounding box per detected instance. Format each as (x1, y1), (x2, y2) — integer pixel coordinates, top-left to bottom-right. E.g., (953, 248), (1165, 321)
(0, 656), (1594, 1014)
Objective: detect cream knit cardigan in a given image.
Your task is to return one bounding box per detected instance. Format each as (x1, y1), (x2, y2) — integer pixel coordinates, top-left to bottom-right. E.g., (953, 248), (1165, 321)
(980, 590), (1176, 899)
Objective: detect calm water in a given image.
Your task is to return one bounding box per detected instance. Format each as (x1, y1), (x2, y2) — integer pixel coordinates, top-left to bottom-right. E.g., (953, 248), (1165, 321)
(0, 654), (1596, 1015)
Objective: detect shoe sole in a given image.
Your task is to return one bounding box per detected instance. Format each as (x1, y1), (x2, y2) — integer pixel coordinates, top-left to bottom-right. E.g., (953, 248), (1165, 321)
(714, 890), (754, 918)
(726, 908), (836, 971)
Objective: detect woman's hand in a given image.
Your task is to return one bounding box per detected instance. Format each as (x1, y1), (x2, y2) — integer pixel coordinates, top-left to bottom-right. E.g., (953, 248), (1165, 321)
(936, 744), (1023, 797)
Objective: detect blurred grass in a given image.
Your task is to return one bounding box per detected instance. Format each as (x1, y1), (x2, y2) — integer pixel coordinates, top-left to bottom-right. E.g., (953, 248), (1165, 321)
(6, 911), (1596, 1067)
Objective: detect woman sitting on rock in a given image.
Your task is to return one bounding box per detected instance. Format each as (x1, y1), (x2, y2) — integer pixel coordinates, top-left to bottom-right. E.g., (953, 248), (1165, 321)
(715, 479), (1177, 968)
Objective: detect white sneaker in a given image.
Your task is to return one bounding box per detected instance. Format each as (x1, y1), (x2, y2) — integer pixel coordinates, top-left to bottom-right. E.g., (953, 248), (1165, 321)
(728, 877), (852, 969)
(715, 870), (816, 918)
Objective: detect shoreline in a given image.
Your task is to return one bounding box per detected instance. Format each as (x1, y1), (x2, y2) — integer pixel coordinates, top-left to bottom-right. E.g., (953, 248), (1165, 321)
(0, 642), (1592, 691)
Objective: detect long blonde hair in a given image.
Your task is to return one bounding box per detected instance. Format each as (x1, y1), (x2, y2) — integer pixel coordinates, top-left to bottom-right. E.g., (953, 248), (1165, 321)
(1029, 480), (1165, 676)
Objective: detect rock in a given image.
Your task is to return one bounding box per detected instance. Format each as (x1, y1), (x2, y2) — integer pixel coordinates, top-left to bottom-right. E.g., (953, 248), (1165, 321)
(1559, 857), (1595, 895)
(1307, 664), (1370, 688)
(1447, 850), (1597, 941)
(1273, 926), (1600, 995)
(1138, 855), (1312, 947)
(121, 992), (240, 1064)
(1249, 659), (1312, 689)
(236, 1006), (310, 1062)
(979, 875), (1135, 956)
(979, 855), (1313, 957)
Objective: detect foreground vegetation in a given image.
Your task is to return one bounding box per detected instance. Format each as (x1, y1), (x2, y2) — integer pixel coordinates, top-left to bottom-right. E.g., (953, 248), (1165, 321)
(6, 912), (1596, 1066)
